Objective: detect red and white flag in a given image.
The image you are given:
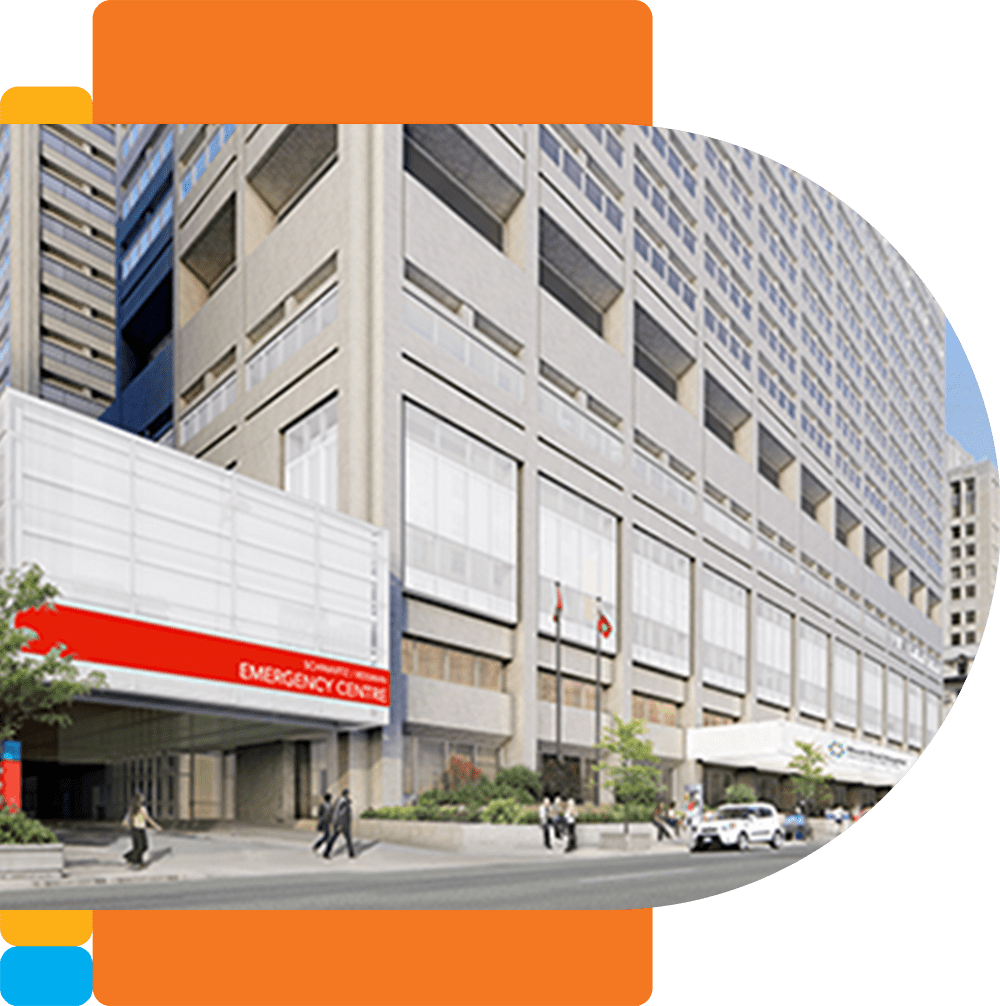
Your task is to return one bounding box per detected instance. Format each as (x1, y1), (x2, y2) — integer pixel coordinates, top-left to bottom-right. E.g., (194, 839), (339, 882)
(597, 611), (613, 638)
(553, 584), (563, 622)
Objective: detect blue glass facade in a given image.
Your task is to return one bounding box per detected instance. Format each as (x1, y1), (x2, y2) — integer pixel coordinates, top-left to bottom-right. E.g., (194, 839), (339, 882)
(101, 127), (174, 438)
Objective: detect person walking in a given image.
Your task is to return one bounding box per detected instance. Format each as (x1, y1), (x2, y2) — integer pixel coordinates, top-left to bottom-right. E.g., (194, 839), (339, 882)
(564, 797), (577, 852)
(323, 788), (355, 859)
(122, 792), (161, 869)
(312, 792), (335, 853)
(652, 799), (675, 841)
(539, 797), (552, 849)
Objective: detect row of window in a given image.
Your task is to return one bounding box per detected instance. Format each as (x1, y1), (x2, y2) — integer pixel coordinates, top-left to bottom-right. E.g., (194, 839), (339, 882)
(539, 126), (623, 234)
(120, 129), (174, 221)
(179, 125), (237, 202)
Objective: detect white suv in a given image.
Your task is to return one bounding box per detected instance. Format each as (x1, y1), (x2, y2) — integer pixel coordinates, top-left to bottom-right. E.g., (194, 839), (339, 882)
(690, 803), (784, 852)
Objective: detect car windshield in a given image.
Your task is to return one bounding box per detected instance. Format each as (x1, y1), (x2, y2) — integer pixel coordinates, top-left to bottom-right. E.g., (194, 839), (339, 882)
(716, 807), (752, 819)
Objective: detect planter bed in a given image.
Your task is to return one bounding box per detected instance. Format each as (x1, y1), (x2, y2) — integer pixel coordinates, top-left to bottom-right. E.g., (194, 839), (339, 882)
(356, 818), (657, 853)
(0, 843), (65, 880)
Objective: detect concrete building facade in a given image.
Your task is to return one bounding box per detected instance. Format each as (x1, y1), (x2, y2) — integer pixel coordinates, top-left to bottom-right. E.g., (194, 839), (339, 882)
(93, 123), (948, 815)
(0, 124), (118, 417)
(942, 434), (999, 709)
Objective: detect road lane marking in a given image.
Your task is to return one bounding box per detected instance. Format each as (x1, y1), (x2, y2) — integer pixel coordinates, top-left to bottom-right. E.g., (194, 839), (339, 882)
(578, 867), (696, 883)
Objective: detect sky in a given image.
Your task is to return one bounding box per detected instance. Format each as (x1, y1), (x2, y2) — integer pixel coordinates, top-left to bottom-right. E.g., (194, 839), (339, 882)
(946, 319), (997, 467)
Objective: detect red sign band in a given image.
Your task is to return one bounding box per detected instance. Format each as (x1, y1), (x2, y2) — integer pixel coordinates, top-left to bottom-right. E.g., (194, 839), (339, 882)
(15, 605), (390, 707)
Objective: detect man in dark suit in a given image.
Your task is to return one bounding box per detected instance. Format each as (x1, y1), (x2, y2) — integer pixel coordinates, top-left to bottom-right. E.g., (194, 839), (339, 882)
(323, 788), (355, 858)
(312, 792), (335, 853)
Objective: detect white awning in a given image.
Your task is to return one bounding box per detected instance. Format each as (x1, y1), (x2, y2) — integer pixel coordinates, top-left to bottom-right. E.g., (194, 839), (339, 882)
(686, 720), (915, 788)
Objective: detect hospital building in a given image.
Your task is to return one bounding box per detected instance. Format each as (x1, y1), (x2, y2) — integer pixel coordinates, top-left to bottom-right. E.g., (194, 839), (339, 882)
(4, 123), (948, 820)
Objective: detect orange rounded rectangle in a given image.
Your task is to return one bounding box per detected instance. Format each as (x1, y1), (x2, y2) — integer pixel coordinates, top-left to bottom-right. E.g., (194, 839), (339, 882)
(93, 909), (652, 1005)
(0, 86), (92, 123)
(93, 0), (653, 123)
(1, 910), (93, 947)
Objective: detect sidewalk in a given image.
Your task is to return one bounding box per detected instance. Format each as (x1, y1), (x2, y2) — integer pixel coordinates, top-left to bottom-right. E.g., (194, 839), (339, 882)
(0, 820), (692, 891)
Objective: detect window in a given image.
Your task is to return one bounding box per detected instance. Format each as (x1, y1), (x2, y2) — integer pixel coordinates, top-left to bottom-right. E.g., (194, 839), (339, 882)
(966, 631), (976, 644)
(798, 622), (828, 719)
(800, 467), (829, 522)
(179, 194), (233, 297)
(966, 563), (976, 578)
(951, 633), (961, 645)
(701, 567), (748, 694)
(633, 304), (694, 400)
(886, 671), (904, 742)
(401, 638), (503, 692)
(404, 402), (517, 621)
(951, 612), (961, 626)
(951, 587), (961, 600)
(951, 546), (961, 560)
(951, 566), (961, 581)
(247, 125), (337, 217)
(952, 525), (961, 539)
(756, 598), (791, 707)
(835, 501), (860, 549)
(966, 610), (976, 623)
(758, 425), (794, 490)
(632, 529), (690, 676)
(967, 585), (976, 598)
(832, 641), (858, 728)
(632, 693), (678, 726)
(857, 655), (881, 736)
(702, 710), (736, 727)
(539, 212), (621, 336)
(247, 285), (338, 390)
(538, 477), (617, 649)
(966, 543), (976, 556)
(284, 397), (337, 510)
(537, 670), (595, 710)
(907, 681), (923, 749)
(704, 373), (750, 451)
(966, 523), (975, 536)
(404, 125), (522, 251)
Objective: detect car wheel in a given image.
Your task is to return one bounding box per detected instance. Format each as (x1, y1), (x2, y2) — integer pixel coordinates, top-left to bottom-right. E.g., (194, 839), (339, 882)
(736, 832), (749, 852)
(770, 829), (784, 850)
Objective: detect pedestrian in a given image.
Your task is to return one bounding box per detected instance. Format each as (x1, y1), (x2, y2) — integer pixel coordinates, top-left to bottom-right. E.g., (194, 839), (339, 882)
(551, 795), (564, 841)
(539, 797), (552, 849)
(652, 799), (674, 841)
(312, 792), (335, 853)
(667, 801), (682, 837)
(564, 797), (577, 852)
(323, 788), (356, 859)
(121, 792), (161, 869)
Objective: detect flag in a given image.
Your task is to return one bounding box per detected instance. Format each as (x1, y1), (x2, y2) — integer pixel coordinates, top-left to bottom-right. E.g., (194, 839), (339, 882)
(553, 584), (563, 622)
(597, 612), (612, 638)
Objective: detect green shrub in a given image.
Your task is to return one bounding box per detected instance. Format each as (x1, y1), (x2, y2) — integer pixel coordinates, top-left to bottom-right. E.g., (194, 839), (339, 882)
(481, 798), (521, 824)
(495, 766), (543, 801)
(0, 801), (58, 844)
(724, 783), (757, 804)
(575, 803), (655, 824)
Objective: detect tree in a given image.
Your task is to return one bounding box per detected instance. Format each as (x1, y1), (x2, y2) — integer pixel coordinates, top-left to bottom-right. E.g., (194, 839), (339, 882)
(0, 565), (105, 744)
(595, 715), (660, 834)
(787, 740), (833, 815)
(724, 783), (757, 804)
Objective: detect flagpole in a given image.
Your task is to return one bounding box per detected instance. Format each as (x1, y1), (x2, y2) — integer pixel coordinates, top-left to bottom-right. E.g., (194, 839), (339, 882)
(594, 595), (602, 806)
(555, 580), (562, 766)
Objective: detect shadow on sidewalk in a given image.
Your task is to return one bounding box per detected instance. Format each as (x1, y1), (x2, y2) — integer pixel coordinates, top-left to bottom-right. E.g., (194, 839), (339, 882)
(323, 840), (379, 859)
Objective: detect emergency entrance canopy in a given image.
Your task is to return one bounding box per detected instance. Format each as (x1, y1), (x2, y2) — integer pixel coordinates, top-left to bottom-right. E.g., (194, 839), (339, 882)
(0, 390), (390, 726)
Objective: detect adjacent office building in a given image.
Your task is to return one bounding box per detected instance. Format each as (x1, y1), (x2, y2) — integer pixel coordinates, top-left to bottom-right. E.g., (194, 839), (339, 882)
(0, 124), (118, 416)
(942, 434), (999, 709)
(62, 123), (948, 819)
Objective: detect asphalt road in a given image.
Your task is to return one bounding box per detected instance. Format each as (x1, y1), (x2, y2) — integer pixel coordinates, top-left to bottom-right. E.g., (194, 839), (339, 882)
(1, 843), (819, 910)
